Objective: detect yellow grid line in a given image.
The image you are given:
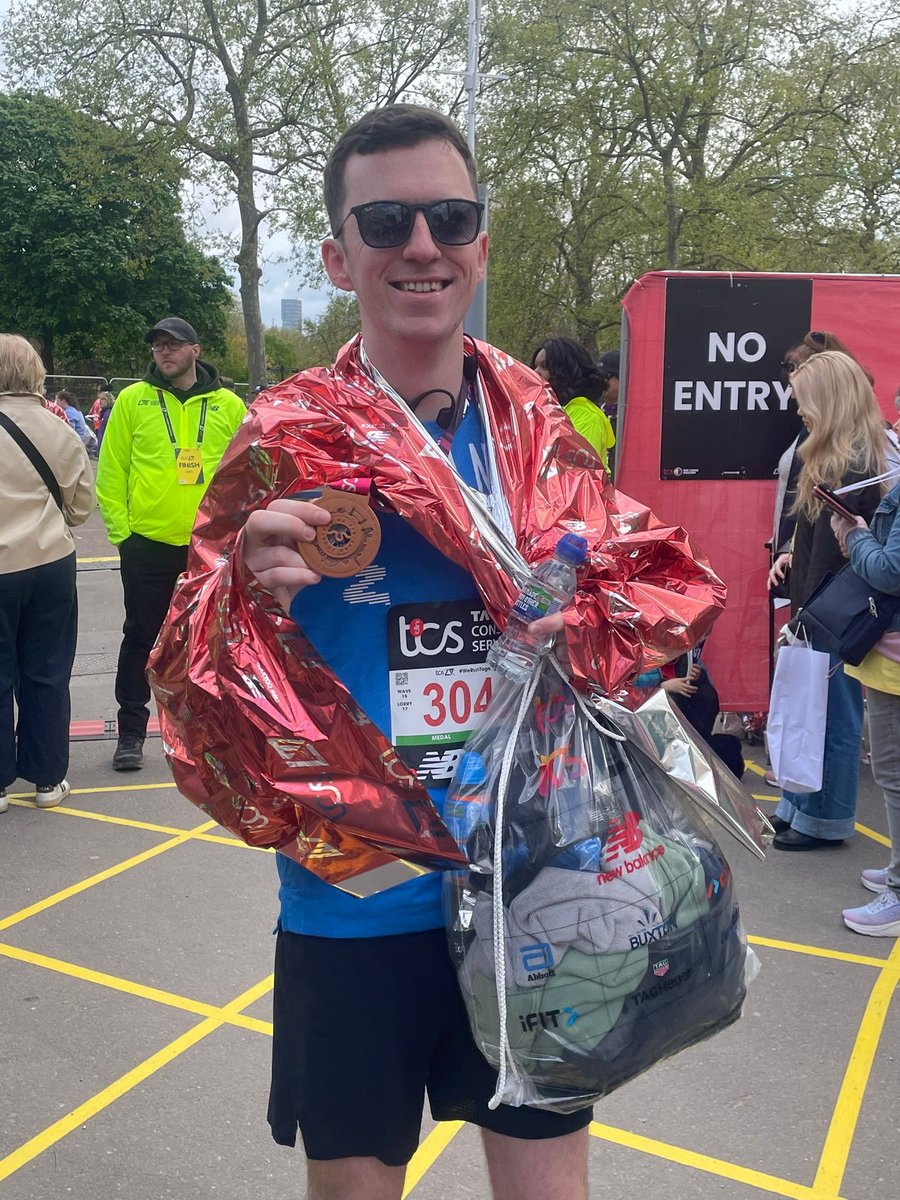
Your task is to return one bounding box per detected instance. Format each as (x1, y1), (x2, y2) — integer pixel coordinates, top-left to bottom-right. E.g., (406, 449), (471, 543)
(7, 795), (272, 851)
(0, 942), (272, 1035)
(588, 1121), (845, 1199)
(0, 819), (218, 933)
(402, 1122), (464, 1197)
(0, 973), (273, 1184)
(813, 937), (900, 1194)
(2, 759), (897, 1195)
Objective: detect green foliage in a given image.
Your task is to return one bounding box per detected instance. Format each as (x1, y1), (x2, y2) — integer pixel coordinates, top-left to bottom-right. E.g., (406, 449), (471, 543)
(479, 0), (900, 358)
(0, 93), (231, 373)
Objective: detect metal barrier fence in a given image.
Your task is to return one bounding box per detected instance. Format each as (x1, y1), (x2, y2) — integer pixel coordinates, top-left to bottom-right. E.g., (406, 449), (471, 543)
(44, 375), (108, 409)
(46, 375), (251, 407)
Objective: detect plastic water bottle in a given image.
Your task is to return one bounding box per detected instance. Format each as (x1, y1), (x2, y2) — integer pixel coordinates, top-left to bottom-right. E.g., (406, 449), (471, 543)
(443, 750), (489, 856)
(487, 533), (588, 683)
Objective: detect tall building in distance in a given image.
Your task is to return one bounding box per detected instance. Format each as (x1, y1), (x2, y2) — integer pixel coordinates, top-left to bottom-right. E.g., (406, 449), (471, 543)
(281, 298), (302, 331)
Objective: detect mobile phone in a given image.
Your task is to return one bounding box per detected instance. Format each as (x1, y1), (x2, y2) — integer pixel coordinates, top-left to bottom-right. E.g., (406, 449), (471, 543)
(813, 484), (857, 522)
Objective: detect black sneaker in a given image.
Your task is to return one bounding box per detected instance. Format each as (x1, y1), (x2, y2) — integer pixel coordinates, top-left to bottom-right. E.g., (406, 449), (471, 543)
(113, 735), (144, 771)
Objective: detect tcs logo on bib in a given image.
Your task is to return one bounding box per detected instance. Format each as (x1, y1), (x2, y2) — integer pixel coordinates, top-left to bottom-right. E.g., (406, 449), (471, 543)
(398, 615), (464, 658)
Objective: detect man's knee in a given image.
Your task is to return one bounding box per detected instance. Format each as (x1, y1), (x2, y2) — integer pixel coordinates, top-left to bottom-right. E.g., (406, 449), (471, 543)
(306, 1155), (406, 1200)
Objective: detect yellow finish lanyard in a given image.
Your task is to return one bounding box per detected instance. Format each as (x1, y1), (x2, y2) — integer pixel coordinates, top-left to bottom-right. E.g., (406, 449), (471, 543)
(157, 390), (208, 486)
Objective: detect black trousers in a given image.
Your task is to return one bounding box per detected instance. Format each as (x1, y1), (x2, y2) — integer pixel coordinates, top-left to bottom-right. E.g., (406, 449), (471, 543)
(0, 553), (77, 789)
(116, 534), (188, 739)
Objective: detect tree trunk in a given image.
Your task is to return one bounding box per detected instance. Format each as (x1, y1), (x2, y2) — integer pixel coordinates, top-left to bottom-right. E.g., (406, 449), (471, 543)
(41, 329), (55, 375)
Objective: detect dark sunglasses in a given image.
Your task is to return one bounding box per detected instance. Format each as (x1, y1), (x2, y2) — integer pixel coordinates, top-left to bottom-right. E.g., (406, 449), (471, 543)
(333, 199), (484, 248)
(780, 359), (799, 373)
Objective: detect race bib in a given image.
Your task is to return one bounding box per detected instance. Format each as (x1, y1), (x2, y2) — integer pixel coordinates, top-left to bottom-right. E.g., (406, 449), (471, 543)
(175, 447), (204, 486)
(387, 600), (500, 783)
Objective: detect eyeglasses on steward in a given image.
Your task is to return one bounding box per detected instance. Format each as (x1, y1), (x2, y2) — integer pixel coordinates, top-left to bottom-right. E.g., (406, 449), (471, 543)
(332, 199), (485, 248)
(780, 359), (799, 373)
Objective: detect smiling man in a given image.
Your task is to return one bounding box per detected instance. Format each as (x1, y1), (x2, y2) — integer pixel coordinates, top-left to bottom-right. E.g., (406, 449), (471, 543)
(149, 106), (725, 1200)
(96, 317), (245, 771)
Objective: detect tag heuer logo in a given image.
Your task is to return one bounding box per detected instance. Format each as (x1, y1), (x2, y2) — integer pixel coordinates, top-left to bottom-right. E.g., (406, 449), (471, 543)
(652, 958), (670, 977)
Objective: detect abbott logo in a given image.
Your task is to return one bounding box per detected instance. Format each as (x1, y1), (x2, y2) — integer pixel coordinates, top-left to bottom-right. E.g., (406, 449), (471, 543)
(398, 615), (464, 658)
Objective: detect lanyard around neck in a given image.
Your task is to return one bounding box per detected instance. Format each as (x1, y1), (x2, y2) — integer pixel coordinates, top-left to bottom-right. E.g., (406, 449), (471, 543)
(157, 389), (208, 447)
(358, 344), (526, 587)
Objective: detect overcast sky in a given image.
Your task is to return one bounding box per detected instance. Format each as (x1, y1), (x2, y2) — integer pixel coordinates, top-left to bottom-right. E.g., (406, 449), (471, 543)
(196, 195), (334, 329)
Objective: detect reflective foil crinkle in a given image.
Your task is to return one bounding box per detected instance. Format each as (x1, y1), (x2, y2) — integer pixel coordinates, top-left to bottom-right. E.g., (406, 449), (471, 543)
(148, 337), (726, 885)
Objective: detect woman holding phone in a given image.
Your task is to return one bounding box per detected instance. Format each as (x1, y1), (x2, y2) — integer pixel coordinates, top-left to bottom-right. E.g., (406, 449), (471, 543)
(831, 489), (900, 935)
(766, 352), (884, 849)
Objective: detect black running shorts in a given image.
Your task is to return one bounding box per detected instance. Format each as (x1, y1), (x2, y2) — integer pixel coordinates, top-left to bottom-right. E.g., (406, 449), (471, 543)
(267, 927), (593, 1166)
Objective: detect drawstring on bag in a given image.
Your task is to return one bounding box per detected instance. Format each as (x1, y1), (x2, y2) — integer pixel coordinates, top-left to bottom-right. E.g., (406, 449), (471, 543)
(487, 654), (624, 1110)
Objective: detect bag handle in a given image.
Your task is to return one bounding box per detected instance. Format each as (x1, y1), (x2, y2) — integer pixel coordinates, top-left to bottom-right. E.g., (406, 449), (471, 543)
(0, 411), (64, 511)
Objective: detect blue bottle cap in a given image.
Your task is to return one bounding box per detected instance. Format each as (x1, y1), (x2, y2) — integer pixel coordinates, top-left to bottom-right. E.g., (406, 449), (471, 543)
(556, 533), (588, 564)
(455, 750), (488, 788)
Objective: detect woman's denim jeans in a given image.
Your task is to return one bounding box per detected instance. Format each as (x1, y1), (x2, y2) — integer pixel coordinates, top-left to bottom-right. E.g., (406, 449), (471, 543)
(776, 652), (863, 840)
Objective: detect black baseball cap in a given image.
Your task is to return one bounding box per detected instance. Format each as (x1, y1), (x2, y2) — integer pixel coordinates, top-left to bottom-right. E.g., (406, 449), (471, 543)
(599, 349), (620, 376)
(146, 317), (199, 344)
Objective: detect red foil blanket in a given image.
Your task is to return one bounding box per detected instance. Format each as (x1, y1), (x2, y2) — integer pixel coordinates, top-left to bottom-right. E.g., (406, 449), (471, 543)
(148, 337), (726, 886)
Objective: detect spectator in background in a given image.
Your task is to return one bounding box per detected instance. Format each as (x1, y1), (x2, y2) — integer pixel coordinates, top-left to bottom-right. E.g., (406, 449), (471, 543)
(96, 316), (245, 772)
(95, 390), (116, 448)
(57, 389), (98, 457)
(530, 336), (615, 473)
(598, 349), (619, 419)
(0, 334), (95, 813)
(767, 352), (885, 850)
(771, 330), (900, 595)
(43, 393), (68, 422)
(831, 487), (900, 936)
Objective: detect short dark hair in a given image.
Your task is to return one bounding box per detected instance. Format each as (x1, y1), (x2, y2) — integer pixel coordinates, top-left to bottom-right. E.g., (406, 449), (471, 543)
(324, 104), (478, 235)
(530, 337), (609, 405)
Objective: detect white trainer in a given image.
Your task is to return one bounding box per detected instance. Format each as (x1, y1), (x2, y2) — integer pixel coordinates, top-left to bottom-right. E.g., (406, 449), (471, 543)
(0, 788), (7, 815)
(35, 780), (71, 809)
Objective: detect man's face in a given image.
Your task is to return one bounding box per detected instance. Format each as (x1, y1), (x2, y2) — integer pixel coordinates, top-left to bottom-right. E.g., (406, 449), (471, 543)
(322, 140), (487, 355)
(151, 336), (200, 383)
(604, 376), (619, 405)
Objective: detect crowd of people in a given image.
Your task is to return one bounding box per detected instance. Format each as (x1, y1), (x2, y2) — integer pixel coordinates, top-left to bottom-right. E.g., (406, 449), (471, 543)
(1, 100), (899, 1199)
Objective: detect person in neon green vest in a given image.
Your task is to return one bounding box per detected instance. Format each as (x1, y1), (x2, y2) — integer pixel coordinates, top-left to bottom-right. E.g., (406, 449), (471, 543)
(531, 337), (615, 474)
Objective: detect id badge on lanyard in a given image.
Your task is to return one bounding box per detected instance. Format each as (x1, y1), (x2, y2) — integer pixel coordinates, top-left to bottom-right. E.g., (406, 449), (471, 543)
(158, 390), (207, 485)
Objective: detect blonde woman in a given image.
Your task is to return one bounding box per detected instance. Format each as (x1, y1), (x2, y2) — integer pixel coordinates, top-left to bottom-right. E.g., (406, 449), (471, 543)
(0, 335), (95, 812)
(767, 351), (886, 849)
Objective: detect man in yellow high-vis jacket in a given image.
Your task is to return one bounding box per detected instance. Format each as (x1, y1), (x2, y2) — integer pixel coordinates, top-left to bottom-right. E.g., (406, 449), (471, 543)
(97, 317), (246, 770)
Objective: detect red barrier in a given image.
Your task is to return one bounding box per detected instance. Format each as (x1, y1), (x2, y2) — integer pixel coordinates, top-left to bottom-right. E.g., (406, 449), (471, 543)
(616, 271), (900, 710)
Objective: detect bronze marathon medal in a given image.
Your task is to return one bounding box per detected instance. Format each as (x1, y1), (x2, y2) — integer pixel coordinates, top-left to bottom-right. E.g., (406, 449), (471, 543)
(300, 486), (382, 578)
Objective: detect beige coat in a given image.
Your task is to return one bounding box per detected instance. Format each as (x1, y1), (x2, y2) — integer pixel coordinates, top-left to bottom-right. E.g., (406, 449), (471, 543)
(0, 393), (96, 574)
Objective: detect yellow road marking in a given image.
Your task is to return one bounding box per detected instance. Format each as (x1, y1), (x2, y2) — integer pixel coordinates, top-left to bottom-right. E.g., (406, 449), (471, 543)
(0, 942), (272, 1035)
(853, 823), (891, 849)
(6, 782), (177, 798)
(76, 555), (118, 563)
(402, 1122), (463, 1197)
(589, 1121), (843, 1199)
(745, 760), (767, 777)
(813, 939), (900, 1194)
(748, 935), (898, 972)
(6, 796), (271, 851)
(0, 973), (273, 1183)
(0, 820), (217, 933)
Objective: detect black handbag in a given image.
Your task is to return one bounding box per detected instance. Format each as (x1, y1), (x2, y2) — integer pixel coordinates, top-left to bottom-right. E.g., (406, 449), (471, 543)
(798, 563), (900, 665)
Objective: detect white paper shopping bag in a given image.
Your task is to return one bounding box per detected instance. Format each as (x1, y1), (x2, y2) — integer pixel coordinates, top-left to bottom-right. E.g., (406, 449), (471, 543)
(767, 640), (829, 793)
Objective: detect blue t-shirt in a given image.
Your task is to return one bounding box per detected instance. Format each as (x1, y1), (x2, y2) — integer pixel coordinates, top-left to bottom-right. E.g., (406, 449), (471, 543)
(278, 403), (500, 937)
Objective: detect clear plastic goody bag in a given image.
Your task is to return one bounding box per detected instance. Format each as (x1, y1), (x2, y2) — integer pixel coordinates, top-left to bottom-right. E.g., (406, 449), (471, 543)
(444, 658), (756, 1113)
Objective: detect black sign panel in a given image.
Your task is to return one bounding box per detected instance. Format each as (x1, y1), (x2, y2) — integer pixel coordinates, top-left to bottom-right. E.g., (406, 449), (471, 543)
(660, 276), (811, 480)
